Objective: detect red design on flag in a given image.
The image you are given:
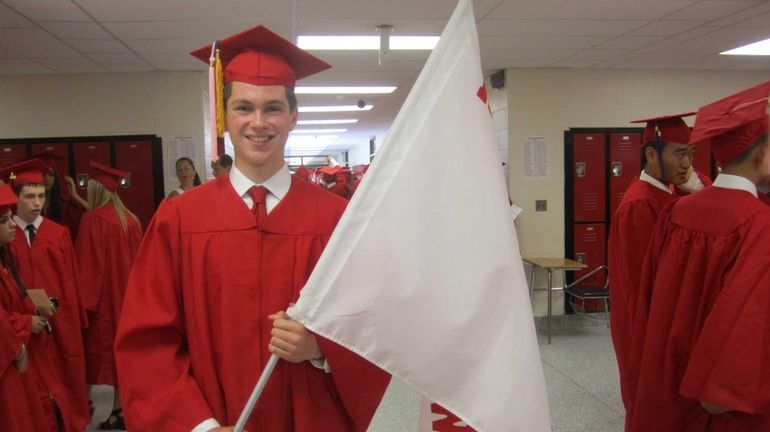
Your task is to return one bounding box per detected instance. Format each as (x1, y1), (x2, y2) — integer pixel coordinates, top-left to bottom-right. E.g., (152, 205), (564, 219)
(431, 403), (476, 431)
(476, 83), (488, 104)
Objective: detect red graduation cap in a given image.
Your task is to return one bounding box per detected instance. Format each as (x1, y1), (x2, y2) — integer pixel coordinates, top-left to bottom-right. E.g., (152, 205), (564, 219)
(0, 159), (51, 186)
(631, 112), (696, 145)
(318, 166), (341, 175)
(293, 165), (310, 180)
(0, 184), (18, 215)
(190, 25), (331, 88)
(89, 160), (128, 192)
(689, 80), (770, 167)
(26, 152), (63, 170)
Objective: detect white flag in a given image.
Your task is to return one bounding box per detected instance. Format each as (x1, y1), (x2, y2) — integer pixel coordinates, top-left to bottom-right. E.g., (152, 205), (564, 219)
(288, 0), (551, 430)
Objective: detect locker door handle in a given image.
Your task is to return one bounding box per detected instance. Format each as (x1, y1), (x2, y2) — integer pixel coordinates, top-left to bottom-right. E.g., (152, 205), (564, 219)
(575, 253), (587, 263)
(575, 162), (586, 177)
(612, 162), (622, 177)
(77, 174), (89, 188)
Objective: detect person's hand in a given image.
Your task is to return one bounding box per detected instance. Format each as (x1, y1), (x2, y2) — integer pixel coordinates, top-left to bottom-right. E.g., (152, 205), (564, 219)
(268, 311), (323, 363)
(30, 315), (48, 334)
(13, 344), (28, 373)
(64, 175), (78, 195)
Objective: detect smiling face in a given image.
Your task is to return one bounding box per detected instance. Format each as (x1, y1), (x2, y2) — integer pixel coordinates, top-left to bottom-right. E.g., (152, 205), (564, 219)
(226, 81), (297, 181)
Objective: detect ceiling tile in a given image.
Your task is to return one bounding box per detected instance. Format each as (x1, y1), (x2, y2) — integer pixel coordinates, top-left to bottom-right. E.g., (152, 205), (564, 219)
(670, 54), (744, 70)
(40, 57), (108, 73)
(490, 0), (698, 20)
(732, 10), (770, 28)
(125, 38), (201, 53)
(87, 52), (143, 63)
(609, 52), (706, 69)
(295, 18), (447, 35)
(709, 2), (770, 26)
(481, 47), (584, 61)
(549, 59), (601, 68)
(295, 0), (498, 20)
(658, 26), (770, 54)
(0, 3), (33, 28)
(77, 0), (291, 21)
(139, 52), (199, 64)
(104, 63), (155, 72)
(0, 58), (53, 74)
(634, 25), (720, 53)
(626, 20), (706, 37)
(478, 19), (646, 37)
(480, 35), (607, 50)
(66, 39), (129, 53)
(0, 28), (80, 57)
(595, 36), (663, 50)
(572, 48), (629, 60)
(664, 1), (762, 21)
(2, 0), (91, 21)
(105, 20), (290, 41)
(39, 21), (113, 39)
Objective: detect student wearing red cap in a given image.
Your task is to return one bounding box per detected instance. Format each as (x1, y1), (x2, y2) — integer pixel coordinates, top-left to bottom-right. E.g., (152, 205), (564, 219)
(630, 81), (770, 431)
(0, 183), (49, 432)
(607, 112), (697, 419)
(115, 25), (389, 432)
(76, 160), (142, 430)
(1, 159), (90, 430)
(0, 181), (83, 431)
(28, 152), (90, 241)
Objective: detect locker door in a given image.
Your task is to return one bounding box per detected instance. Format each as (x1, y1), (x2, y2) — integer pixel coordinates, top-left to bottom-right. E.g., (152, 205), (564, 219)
(573, 223), (606, 287)
(609, 132), (642, 217)
(30, 143), (71, 177)
(573, 133), (606, 222)
(692, 142), (713, 181)
(72, 141), (110, 201)
(0, 144), (28, 167)
(114, 139), (155, 229)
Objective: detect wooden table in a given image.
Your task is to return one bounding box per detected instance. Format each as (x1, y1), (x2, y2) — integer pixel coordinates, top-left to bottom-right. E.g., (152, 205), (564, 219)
(523, 257), (587, 344)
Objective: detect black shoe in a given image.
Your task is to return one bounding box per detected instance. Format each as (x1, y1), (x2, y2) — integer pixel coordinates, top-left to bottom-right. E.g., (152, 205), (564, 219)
(98, 408), (125, 430)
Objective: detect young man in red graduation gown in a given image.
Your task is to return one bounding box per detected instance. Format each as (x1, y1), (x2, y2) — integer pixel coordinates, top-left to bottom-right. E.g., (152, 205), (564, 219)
(608, 113), (697, 419)
(630, 80), (770, 431)
(3, 159), (91, 429)
(0, 183), (82, 432)
(115, 26), (390, 432)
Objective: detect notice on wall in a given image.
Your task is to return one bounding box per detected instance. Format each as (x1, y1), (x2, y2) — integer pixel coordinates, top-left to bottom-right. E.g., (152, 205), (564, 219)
(168, 135), (199, 182)
(522, 136), (550, 180)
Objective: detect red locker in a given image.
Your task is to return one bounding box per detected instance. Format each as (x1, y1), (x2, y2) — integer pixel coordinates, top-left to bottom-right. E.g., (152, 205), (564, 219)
(609, 132), (642, 217)
(572, 223), (607, 312)
(30, 143), (70, 177)
(114, 139), (155, 229)
(72, 141), (111, 201)
(0, 144), (28, 167)
(573, 133), (606, 222)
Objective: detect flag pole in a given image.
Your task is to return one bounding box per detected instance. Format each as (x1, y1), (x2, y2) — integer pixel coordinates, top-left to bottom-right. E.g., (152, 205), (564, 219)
(233, 354), (280, 432)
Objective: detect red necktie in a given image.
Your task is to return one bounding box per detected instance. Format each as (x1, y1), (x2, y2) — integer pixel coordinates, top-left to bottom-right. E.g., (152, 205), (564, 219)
(248, 186), (268, 227)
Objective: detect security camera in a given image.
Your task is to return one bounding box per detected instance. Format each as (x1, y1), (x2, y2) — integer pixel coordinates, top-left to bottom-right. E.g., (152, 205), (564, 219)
(356, 100), (366, 109)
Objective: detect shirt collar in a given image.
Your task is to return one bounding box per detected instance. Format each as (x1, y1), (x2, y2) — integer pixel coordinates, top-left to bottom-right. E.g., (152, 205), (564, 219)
(13, 214), (42, 230)
(229, 163), (291, 200)
(713, 173), (758, 198)
(639, 170), (672, 194)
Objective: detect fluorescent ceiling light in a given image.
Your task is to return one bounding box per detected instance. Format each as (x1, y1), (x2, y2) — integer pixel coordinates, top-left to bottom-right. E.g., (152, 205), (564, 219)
(291, 129), (348, 134)
(297, 36), (439, 50)
(297, 119), (358, 125)
(295, 86), (396, 94)
(299, 105), (373, 113)
(721, 38), (770, 55)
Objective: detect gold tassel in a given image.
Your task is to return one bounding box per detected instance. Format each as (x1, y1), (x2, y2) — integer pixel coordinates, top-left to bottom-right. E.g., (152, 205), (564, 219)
(215, 48), (225, 138)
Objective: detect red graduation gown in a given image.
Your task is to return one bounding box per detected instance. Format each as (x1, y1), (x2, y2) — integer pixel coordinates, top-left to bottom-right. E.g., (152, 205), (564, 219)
(76, 204), (142, 386)
(0, 262), (83, 431)
(607, 178), (675, 415)
(115, 176), (390, 432)
(11, 218), (90, 427)
(0, 304), (39, 432)
(630, 187), (770, 431)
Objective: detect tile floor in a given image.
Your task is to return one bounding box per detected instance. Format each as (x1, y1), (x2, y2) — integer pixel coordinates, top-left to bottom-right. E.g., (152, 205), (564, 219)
(89, 313), (624, 431)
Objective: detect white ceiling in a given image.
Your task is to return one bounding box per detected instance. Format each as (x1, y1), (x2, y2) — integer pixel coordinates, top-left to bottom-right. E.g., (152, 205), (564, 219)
(2, 0), (770, 154)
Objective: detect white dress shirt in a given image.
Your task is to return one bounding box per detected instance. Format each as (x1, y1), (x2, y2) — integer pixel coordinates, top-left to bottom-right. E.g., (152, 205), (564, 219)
(639, 170), (672, 194)
(13, 215), (43, 246)
(713, 173), (758, 197)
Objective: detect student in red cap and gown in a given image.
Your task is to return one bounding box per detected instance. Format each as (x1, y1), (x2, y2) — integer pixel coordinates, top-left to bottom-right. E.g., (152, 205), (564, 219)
(76, 160), (142, 430)
(607, 112), (699, 420)
(30, 153), (90, 241)
(115, 25), (390, 432)
(0, 182), (47, 431)
(4, 159), (90, 429)
(0, 182), (82, 431)
(630, 80), (770, 431)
